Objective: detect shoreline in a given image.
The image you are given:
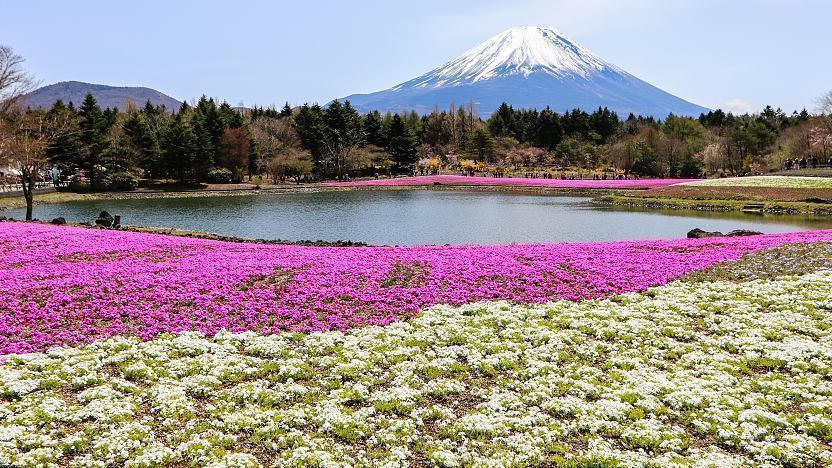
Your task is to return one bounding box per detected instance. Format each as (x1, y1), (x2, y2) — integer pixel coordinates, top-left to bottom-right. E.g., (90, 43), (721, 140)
(3, 179), (832, 219)
(0, 183), (634, 211)
(598, 194), (832, 215)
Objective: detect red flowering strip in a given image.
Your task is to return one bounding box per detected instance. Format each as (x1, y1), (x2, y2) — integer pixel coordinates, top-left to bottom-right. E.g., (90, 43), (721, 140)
(2, 222), (831, 354)
(323, 175), (694, 189)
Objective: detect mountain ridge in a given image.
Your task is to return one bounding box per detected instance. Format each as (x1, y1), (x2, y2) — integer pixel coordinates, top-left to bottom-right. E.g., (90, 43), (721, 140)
(23, 81), (182, 111)
(341, 26), (709, 118)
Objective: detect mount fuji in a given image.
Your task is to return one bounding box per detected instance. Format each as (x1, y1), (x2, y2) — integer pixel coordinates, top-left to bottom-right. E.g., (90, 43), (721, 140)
(340, 26), (709, 118)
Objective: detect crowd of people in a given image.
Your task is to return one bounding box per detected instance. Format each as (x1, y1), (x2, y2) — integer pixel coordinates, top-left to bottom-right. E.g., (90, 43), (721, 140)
(463, 170), (642, 180)
(0, 173), (56, 193)
(783, 156), (832, 171)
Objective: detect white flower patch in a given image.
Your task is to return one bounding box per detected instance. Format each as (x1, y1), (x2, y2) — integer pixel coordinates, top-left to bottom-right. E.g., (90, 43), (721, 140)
(1, 270), (832, 465)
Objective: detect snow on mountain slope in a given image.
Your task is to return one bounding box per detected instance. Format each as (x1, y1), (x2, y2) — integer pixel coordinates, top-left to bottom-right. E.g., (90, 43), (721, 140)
(397, 26), (619, 88)
(341, 26), (708, 118)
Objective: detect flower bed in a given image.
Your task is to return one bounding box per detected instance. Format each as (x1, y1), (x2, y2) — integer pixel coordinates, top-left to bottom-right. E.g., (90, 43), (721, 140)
(2, 270), (832, 466)
(324, 175), (694, 189)
(682, 176), (832, 189)
(2, 222), (832, 354)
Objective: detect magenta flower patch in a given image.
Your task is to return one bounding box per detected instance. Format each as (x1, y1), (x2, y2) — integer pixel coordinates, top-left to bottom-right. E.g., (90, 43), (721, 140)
(1, 222), (830, 354)
(324, 175), (695, 189)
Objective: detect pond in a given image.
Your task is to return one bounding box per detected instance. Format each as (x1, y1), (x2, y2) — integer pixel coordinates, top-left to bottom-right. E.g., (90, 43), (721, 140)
(9, 190), (832, 245)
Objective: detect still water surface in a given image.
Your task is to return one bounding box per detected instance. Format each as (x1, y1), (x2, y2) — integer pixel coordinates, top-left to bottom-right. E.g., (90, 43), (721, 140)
(10, 190), (832, 245)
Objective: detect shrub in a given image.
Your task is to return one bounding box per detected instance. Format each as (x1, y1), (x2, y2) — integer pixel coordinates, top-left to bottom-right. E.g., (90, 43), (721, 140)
(207, 168), (234, 184)
(231, 167), (245, 183)
(106, 172), (138, 191)
(62, 177), (91, 193)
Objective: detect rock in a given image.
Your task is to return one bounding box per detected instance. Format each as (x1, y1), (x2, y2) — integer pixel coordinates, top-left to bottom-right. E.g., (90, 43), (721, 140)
(687, 228), (724, 239)
(0, 216), (7, 221)
(725, 229), (763, 237)
(95, 210), (114, 227)
(113, 215), (121, 228)
(50, 217), (66, 225)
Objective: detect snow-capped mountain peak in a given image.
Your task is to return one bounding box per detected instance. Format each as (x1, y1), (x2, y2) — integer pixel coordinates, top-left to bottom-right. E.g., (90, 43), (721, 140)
(341, 26), (709, 118)
(396, 26), (620, 90)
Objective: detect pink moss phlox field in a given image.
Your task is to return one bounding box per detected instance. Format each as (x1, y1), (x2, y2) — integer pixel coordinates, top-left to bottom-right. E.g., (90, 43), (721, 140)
(324, 175), (695, 189)
(3, 223), (832, 354)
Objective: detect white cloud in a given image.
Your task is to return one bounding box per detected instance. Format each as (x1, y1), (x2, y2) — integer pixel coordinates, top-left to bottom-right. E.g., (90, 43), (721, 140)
(722, 98), (756, 114)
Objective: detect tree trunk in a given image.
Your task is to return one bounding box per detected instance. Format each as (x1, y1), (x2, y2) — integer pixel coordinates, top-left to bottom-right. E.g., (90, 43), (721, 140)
(21, 171), (34, 221)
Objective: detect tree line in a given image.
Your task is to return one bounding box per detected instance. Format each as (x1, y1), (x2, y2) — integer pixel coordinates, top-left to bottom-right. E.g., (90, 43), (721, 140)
(11, 94), (832, 188)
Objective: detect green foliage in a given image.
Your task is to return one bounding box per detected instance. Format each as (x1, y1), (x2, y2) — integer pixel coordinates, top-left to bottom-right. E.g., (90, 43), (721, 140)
(36, 93), (824, 186)
(207, 168), (234, 184)
(386, 114), (418, 172)
(468, 128), (496, 161)
(106, 171), (138, 191)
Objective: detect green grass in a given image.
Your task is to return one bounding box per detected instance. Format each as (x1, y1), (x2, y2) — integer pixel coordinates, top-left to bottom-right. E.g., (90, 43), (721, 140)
(596, 194), (832, 214)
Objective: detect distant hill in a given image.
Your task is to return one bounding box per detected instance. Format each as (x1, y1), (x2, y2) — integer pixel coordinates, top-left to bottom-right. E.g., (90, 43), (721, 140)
(341, 26), (709, 118)
(23, 81), (182, 111)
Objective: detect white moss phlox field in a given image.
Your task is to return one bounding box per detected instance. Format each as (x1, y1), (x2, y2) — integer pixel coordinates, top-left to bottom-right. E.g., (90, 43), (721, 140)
(2, 271), (832, 466)
(681, 176), (832, 189)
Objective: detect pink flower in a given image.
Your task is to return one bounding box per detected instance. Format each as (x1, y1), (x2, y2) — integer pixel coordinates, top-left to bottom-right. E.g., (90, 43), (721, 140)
(323, 175), (694, 189)
(1, 222), (830, 354)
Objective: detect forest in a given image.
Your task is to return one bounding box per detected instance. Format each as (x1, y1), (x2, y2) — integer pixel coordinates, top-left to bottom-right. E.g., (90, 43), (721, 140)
(5, 92), (832, 193)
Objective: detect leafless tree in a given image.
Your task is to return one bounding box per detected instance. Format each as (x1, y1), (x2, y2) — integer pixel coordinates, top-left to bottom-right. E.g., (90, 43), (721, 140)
(818, 90), (832, 115)
(250, 116), (318, 182)
(0, 110), (70, 220)
(818, 90), (832, 135)
(0, 46), (37, 117)
(265, 147), (312, 184)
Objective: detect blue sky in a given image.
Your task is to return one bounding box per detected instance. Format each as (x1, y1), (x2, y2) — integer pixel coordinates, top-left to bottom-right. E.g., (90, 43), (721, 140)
(3, 0), (829, 113)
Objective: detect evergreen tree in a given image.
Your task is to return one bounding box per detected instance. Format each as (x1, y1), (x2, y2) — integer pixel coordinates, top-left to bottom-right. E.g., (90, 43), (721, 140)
(78, 93), (110, 189)
(468, 128), (497, 162)
(247, 131), (259, 178)
(589, 107), (619, 143)
(534, 107), (563, 150)
(386, 114), (418, 172)
(363, 111), (384, 147)
(562, 109), (592, 139)
(320, 100), (363, 176)
(279, 102), (293, 118)
(161, 112), (197, 183)
(293, 104), (326, 172)
(123, 112), (161, 178)
(46, 100), (82, 177)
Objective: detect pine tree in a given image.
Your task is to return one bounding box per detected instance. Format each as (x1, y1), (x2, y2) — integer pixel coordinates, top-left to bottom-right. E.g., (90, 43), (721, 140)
(78, 93), (110, 189)
(279, 102), (293, 118)
(386, 114), (418, 172)
(123, 112), (161, 178)
(293, 104), (326, 172)
(161, 112), (197, 183)
(247, 132), (259, 179)
(363, 111), (384, 147)
(535, 107), (563, 150)
(468, 128), (497, 162)
(46, 100), (82, 178)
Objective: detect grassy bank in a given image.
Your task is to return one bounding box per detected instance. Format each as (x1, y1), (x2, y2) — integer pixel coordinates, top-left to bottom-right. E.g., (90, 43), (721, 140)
(596, 176), (832, 215)
(596, 194), (832, 215)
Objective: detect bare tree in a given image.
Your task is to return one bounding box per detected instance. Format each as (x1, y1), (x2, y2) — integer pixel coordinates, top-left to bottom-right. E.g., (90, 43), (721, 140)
(265, 147), (312, 184)
(818, 90), (832, 136)
(250, 116), (318, 183)
(0, 110), (69, 220)
(818, 90), (832, 115)
(0, 46), (37, 117)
